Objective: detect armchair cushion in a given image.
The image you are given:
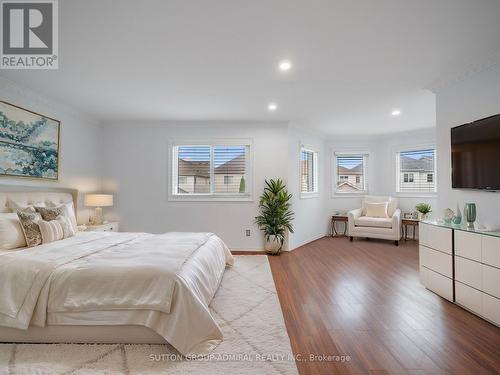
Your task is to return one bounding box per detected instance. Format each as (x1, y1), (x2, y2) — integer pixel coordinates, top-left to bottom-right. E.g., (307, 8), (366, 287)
(354, 216), (393, 228)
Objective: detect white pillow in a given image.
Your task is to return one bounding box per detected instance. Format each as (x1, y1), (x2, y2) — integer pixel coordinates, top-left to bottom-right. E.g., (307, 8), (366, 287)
(38, 219), (64, 244)
(0, 213), (27, 250)
(365, 202), (389, 218)
(57, 215), (76, 238)
(47, 201), (77, 232)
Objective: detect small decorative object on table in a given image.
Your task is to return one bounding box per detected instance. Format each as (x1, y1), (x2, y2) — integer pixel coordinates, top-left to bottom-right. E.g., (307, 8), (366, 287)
(415, 203), (432, 221)
(443, 208), (455, 224)
(331, 214), (348, 237)
(255, 179), (294, 255)
(453, 203), (462, 224)
(403, 212), (416, 219)
(464, 203), (477, 229)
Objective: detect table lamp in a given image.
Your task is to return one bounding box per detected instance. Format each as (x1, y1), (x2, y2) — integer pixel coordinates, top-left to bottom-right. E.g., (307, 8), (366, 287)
(85, 194), (113, 225)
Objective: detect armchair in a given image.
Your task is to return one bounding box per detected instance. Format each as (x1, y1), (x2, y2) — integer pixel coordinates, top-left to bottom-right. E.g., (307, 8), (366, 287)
(348, 196), (401, 246)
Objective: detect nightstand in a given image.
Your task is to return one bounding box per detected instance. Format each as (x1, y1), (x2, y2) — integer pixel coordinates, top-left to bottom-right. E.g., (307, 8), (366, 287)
(401, 219), (418, 241)
(85, 222), (119, 232)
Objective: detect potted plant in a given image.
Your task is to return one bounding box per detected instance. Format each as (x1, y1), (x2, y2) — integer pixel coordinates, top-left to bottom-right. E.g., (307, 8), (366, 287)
(415, 203), (432, 221)
(255, 179), (294, 255)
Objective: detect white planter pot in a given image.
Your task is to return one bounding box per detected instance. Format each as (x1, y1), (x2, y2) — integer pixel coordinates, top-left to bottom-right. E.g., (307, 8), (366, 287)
(265, 235), (282, 255)
(418, 212), (429, 221)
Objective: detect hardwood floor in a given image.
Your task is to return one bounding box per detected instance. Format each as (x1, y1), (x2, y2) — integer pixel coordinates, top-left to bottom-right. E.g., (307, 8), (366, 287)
(268, 236), (500, 375)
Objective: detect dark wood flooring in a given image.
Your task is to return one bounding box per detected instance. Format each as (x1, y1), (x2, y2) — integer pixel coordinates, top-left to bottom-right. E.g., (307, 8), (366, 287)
(267, 236), (500, 375)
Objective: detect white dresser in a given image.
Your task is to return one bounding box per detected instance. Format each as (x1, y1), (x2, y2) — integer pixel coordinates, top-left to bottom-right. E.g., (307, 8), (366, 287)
(419, 221), (500, 326)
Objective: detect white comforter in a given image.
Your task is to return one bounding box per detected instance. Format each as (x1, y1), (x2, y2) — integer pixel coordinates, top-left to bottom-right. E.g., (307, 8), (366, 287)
(0, 231), (234, 355)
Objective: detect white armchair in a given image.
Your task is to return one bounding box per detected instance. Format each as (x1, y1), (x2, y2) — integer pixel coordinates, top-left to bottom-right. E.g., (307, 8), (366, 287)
(348, 196), (401, 246)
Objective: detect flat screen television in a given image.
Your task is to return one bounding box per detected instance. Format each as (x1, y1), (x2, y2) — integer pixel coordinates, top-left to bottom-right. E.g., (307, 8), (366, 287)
(451, 113), (500, 191)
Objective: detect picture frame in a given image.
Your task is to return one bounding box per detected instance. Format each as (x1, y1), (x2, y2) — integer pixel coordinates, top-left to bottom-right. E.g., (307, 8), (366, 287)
(403, 212), (417, 219)
(0, 101), (61, 180)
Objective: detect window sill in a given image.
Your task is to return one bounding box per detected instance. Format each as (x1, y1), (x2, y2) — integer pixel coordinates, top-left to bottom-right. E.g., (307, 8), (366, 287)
(395, 193), (437, 199)
(169, 194), (253, 202)
(331, 192), (368, 199)
(300, 192), (319, 199)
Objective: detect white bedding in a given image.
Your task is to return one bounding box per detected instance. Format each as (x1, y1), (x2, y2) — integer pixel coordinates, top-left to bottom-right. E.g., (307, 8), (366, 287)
(0, 231), (234, 356)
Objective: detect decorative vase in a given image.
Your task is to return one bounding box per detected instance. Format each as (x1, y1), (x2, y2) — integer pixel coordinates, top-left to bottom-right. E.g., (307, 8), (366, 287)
(453, 203), (462, 225)
(443, 208), (455, 224)
(464, 203), (477, 229)
(265, 235), (282, 255)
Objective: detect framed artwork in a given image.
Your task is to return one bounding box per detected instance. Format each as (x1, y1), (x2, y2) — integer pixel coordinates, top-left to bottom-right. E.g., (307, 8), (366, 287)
(0, 101), (60, 180)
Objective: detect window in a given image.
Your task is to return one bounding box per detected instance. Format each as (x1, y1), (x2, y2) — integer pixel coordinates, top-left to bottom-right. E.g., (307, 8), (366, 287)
(403, 173), (414, 183)
(300, 147), (318, 195)
(396, 148), (436, 193)
(172, 143), (250, 198)
(334, 153), (368, 193)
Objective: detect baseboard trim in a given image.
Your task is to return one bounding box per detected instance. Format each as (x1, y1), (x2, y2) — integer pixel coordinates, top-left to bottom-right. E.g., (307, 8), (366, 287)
(287, 234), (329, 251)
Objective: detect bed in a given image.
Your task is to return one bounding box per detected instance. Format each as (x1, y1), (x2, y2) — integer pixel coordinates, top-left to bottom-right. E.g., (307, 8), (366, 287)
(0, 187), (234, 356)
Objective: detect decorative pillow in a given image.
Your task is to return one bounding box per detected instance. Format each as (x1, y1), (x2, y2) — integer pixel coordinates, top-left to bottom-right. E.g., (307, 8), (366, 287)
(7, 199), (45, 212)
(35, 206), (63, 221)
(57, 215), (76, 239)
(38, 219), (64, 244)
(0, 213), (27, 250)
(46, 201), (77, 232)
(16, 211), (43, 247)
(365, 202), (389, 218)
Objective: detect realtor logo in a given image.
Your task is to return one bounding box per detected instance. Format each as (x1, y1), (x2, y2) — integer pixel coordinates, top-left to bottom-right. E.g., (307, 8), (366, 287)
(1, 0), (58, 69)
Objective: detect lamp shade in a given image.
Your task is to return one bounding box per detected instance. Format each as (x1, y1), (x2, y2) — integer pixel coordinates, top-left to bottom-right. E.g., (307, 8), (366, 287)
(85, 194), (113, 207)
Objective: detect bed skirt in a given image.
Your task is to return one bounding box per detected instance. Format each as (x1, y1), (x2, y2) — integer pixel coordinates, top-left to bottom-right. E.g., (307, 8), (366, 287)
(0, 325), (167, 344)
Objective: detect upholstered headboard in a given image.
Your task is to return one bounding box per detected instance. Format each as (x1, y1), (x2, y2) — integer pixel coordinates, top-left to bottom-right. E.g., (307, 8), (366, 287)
(0, 185), (78, 220)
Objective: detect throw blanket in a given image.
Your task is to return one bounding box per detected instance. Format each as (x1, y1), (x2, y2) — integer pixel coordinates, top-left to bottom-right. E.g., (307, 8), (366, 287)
(0, 232), (213, 330)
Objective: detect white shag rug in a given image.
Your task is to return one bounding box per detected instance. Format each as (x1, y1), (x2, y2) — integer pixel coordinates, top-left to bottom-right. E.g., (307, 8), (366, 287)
(0, 255), (298, 375)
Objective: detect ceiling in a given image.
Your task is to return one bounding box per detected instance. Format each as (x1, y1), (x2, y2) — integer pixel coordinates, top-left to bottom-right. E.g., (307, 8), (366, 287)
(2, 0), (500, 135)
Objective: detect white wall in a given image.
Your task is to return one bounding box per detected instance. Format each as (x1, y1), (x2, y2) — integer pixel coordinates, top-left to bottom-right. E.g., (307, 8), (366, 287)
(0, 77), (103, 222)
(101, 122), (289, 250)
(435, 65), (500, 230)
(287, 126), (329, 250)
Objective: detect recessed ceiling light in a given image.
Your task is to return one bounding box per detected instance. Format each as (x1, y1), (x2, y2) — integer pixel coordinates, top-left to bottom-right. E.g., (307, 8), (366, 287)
(278, 60), (292, 71)
(391, 109), (401, 116)
(268, 103), (278, 111)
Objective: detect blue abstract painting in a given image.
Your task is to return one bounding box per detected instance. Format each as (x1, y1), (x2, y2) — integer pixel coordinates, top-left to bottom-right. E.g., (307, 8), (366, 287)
(0, 101), (60, 180)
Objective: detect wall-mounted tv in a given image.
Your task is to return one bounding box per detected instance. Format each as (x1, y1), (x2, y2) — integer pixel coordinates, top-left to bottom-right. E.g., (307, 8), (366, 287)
(451, 113), (500, 191)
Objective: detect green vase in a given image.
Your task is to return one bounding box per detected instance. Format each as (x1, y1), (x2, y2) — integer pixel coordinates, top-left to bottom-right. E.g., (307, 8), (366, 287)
(464, 203), (476, 229)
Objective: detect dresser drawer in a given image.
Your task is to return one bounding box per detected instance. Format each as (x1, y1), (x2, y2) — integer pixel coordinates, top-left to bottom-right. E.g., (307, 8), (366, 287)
(482, 264), (500, 299)
(456, 281), (483, 316)
(482, 293), (500, 326)
(420, 266), (453, 301)
(419, 223), (452, 254)
(419, 245), (452, 277)
(482, 235), (500, 268)
(455, 230), (482, 262)
(455, 256), (482, 290)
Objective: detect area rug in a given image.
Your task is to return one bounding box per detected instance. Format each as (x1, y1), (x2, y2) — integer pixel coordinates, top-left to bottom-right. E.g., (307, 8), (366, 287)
(0, 255), (298, 375)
